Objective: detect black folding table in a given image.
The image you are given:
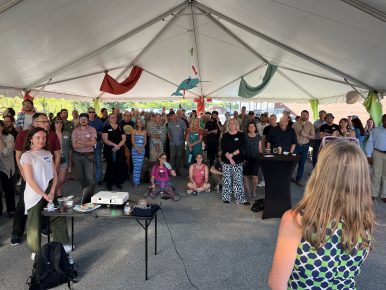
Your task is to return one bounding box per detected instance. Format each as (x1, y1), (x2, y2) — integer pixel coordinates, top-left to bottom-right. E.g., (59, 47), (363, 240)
(43, 206), (158, 280)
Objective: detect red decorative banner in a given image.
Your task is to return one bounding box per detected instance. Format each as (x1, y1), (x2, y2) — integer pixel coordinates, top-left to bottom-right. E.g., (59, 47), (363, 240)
(100, 66), (143, 95)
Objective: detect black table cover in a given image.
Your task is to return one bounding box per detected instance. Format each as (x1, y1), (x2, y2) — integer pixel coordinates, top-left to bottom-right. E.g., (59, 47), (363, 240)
(259, 154), (300, 219)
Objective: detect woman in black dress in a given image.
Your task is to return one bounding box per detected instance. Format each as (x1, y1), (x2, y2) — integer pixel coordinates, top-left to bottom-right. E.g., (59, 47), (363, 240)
(102, 113), (127, 190)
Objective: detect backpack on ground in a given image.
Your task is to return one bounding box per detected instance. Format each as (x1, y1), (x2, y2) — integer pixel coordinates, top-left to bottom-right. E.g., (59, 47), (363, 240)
(27, 242), (77, 290)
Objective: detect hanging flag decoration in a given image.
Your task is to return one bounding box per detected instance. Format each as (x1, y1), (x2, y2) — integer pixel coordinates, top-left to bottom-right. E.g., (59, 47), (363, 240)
(23, 90), (34, 101)
(100, 66), (143, 95)
(192, 65), (198, 75)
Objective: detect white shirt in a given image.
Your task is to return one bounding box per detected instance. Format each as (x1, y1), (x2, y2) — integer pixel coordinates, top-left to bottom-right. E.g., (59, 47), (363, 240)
(23, 114), (33, 130)
(257, 122), (269, 137)
(20, 150), (54, 213)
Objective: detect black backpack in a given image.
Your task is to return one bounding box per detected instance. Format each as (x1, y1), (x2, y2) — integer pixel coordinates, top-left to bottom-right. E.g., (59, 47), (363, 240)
(27, 242), (77, 290)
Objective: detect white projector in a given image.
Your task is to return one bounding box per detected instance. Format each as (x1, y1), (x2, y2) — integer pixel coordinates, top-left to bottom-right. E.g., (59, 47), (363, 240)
(91, 191), (129, 205)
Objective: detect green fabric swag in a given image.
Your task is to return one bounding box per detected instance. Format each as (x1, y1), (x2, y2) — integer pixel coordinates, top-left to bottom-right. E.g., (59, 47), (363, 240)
(309, 99), (319, 122)
(238, 64), (277, 98)
(363, 90), (383, 126)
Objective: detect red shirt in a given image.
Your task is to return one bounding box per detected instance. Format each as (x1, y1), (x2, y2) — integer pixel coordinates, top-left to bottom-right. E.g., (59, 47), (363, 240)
(15, 129), (61, 153)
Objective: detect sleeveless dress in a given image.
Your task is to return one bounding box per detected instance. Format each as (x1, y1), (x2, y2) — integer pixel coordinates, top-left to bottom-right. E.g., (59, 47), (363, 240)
(192, 164), (206, 187)
(186, 129), (203, 165)
(288, 222), (370, 289)
(131, 134), (145, 185)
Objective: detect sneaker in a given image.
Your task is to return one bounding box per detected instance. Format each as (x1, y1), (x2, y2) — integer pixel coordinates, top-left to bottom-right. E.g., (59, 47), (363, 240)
(192, 190), (198, 196)
(11, 234), (22, 246)
(63, 244), (75, 253)
(31, 252), (36, 261)
(187, 189), (193, 195)
(67, 255), (74, 265)
(257, 181), (265, 187)
(173, 195), (181, 201)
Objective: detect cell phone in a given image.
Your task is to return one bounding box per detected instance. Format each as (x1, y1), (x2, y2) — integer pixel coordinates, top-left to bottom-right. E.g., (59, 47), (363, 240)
(164, 161), (172, 170)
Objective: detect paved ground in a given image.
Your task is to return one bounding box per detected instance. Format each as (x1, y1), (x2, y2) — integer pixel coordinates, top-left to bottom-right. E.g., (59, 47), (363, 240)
(0, 161), (385, 290)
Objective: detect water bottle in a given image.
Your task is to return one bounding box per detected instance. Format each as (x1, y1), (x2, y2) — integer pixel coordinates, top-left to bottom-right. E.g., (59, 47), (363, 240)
(111, 150), (116, 162)
(188, 152), (193, 163)
(124, 202), (131, 215)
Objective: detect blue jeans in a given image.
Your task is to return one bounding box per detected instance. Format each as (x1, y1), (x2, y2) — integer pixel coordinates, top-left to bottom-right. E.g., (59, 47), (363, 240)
(312, 140), (321, 168)
(94, 141), (103, 183)
(295, 143), (309, 181)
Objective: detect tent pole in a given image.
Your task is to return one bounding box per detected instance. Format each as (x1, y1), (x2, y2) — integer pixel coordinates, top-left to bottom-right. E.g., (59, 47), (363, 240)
(277, 69), (316, 100)
(194, 1), (375, 91)
(205, 63), (266, 96)
(97, 5), (189, 100)
(0, 0), (24, 15)
(340, 0), (386, 22)
(279, 66), (361, 87)
(198, 7), (267, 64)
(25, 2), (188, 90)
(142, 68), (201, 97)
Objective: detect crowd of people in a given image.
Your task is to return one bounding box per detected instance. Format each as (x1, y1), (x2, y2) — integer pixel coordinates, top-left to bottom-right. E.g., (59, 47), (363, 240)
(0, 99), (385, 286)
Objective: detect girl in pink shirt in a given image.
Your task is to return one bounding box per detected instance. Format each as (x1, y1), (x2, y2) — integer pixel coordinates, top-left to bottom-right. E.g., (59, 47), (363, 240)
(187, 153), (210, 195)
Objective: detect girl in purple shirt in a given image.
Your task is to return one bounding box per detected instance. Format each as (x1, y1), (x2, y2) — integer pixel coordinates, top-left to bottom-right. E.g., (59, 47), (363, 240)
(149, 152), (180, 201)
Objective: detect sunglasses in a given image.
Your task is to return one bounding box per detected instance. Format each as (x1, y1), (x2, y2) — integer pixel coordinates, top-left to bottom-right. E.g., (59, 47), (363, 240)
(88, 111), (95, 113)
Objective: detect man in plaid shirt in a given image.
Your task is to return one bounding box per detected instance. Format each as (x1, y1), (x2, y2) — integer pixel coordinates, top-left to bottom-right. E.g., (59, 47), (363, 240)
(15, 99), (35, 131)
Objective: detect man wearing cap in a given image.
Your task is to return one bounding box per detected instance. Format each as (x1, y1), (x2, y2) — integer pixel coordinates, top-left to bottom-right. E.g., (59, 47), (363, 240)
(366, 114), (386, 202)
(15, 99), (35, 132)
(312, 110), (326, 167)
(292, 110), (315, 186)
(71, 113), (97, 203)
(319, 113), (339, 139)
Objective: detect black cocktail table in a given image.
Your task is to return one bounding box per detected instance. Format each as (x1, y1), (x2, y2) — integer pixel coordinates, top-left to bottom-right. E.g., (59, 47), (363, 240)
(259, 154), (300, 219)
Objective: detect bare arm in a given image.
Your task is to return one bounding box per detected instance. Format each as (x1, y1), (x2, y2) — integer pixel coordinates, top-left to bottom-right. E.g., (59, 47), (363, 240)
(15, 151), (24, 180)
(268, 210), (302, 290)
(53, 150), (61, 172)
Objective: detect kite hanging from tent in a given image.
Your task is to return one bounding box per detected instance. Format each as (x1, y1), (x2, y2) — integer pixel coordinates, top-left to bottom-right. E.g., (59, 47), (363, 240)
(100, 65), (143, 95)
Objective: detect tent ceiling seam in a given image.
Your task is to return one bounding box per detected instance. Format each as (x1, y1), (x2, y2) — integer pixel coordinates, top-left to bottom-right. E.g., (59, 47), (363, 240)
(190, 4), (204, 96)
(97, 4), (189, 99)
(25, 2), (188, 90)
(205, 63), (267, 96)
(194, 1), (376, 91)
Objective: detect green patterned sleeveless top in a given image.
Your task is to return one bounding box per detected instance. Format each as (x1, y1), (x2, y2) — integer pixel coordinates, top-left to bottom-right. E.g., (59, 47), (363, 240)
(288, 222), (370, 289)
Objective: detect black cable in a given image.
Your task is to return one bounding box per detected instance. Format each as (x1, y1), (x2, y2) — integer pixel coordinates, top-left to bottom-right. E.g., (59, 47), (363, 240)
(160, 208), (199, 290)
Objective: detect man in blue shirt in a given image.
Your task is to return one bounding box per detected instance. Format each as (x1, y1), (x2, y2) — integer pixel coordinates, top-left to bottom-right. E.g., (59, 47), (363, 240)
(88, 107), (104, 185)
(366, 114), (386, 201)
(167, 111), (187, 175)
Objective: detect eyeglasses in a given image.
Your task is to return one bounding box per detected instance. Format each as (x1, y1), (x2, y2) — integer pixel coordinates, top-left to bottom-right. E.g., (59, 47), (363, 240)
(159, 157), (167, 160)
(88, 111), (95, 113)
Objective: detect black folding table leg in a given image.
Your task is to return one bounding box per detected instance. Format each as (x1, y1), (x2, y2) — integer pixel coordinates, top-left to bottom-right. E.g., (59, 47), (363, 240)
(47, 221), (51, 243)
(145, 220), (148, 280)
(71, 217), (74, 251)
(155, 213), (157, 255)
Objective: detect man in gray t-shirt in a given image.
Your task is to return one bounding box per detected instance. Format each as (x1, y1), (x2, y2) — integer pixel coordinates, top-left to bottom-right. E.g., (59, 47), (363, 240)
(167, 111), (187, 175)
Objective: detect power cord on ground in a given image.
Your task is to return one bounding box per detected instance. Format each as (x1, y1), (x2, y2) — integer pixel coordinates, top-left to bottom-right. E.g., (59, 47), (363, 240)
(160, 208), (199, 290)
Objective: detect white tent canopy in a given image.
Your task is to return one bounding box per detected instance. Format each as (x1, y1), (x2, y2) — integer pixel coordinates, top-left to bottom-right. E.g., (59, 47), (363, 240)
(0, 0), (385, 104)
